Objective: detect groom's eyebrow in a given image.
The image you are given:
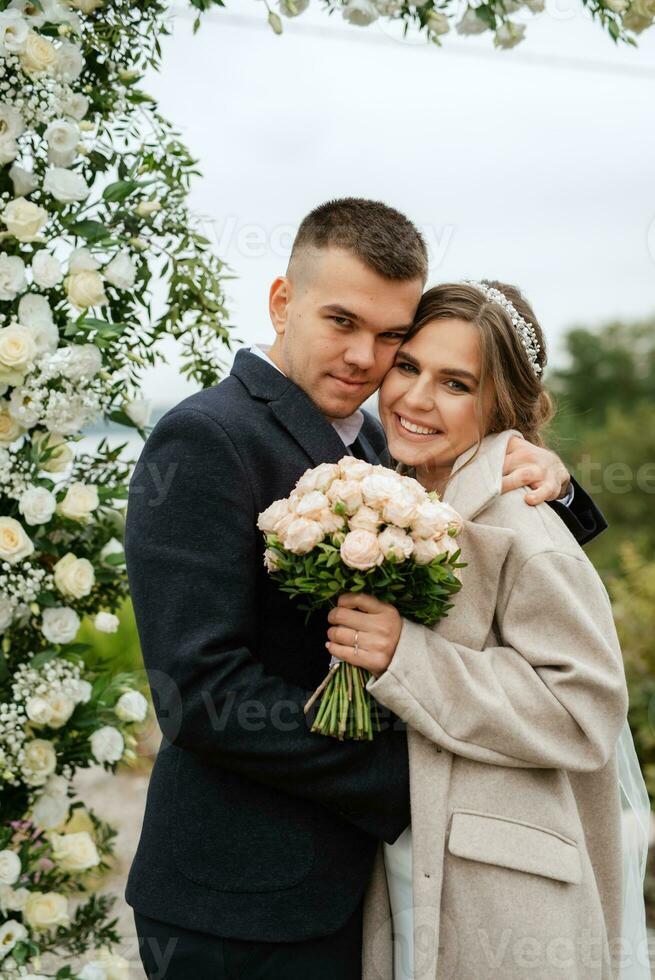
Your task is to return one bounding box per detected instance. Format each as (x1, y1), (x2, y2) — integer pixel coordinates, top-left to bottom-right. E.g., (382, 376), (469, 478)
(320, 304), (413, 333)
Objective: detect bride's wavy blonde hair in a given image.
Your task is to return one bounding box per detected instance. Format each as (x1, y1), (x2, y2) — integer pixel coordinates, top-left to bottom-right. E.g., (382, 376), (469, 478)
(405, 280), (555, 447)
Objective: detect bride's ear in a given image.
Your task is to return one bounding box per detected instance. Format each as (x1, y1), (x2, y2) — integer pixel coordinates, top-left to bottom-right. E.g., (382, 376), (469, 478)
(269, 276), (291, 336)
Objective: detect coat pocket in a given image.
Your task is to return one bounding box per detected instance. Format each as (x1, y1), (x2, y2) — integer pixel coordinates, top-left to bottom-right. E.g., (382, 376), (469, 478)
(447, 808), (582, 884)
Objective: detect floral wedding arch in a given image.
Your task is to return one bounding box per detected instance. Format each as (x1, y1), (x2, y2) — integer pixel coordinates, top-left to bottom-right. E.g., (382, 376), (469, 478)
(0, 0), (651, 975)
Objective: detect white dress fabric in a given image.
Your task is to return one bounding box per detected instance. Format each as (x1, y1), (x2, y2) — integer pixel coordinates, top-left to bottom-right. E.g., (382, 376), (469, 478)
(382, 719), (651, 979)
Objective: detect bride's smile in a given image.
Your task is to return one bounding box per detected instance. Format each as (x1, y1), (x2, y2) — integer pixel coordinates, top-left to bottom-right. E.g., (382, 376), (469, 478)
(378, 316), (494, 491)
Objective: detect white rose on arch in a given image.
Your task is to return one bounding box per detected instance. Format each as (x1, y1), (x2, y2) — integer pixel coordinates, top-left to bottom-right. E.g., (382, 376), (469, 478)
(0, 324), (36, 382)
(0, 850), (21, 886)
(65, 267), (107, 309)
(57, 481), (100, 521)
(0, 253), (27, 301)
(8, 163), (38, 197)
(124, 398), (151, 428)
(61, 91), (90, 120)
(21, 739), (57, 786)
(19, 30), (57, 75)
(41, 606), (81, 645)
(104, 251), (136, 289)
(32, 790), (70, 831)
(31, 251), (62, 289)
(45, 118), (79, 168)
(94, 611), (119, 633)
(23, 890), (70, 931)
(90, 725), (124, 764)
(19, 485), (57, 525)
(0, 133), (18, 167)
(0, 405), (26, 446)
(0, 102), (25, 140)
(54, 39), (84, 82)
(44, 166), (90, 203)
(0, 516), (34, 564)
(59, 343), (103, 380)
(51, 831), (100, 872)
(0, 919), (28, 958)
(53, 552), (95, 599)
(0, 10), (29, 53)
(1, 196), (48, 242)
(45, 693), (76, 729)
(115, 690), (148, 723)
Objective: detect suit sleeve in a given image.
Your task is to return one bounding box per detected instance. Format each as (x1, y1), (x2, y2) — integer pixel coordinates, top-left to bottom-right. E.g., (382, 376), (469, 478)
(125, 407), (409, 844)
(367, 550), (628, 770)
(546, 476), (608, 547)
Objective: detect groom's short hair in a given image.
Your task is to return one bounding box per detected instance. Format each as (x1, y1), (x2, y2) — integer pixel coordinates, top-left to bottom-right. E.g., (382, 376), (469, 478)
(288, 197), (429, 284)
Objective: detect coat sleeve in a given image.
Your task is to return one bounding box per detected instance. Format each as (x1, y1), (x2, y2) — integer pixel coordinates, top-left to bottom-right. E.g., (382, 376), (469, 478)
(125, 407), (410, 844)
(367, 550), (628, 771)
(547, 476), (608, 547)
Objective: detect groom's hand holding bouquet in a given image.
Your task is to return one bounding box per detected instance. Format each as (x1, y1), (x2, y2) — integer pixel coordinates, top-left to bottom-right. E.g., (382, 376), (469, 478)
(258, 456), (465, 740)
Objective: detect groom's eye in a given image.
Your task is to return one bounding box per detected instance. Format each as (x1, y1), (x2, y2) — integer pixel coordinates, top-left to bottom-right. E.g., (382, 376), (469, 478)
(380, 332), (407, 341)
(331, 316), (351, 327)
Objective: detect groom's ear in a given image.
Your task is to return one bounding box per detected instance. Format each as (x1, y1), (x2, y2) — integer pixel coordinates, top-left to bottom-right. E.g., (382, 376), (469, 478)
(269, 275), (292, 336)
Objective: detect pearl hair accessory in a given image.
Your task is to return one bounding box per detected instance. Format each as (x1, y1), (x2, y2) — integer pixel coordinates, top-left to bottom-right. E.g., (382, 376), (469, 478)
(465, 280), (543, 377)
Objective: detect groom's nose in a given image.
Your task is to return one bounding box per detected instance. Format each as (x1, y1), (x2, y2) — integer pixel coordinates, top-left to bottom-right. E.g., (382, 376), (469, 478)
(343, 334), (376, 372)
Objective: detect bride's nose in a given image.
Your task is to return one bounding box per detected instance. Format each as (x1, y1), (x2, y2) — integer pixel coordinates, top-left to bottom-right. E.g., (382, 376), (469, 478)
(402, 376), (436, 414)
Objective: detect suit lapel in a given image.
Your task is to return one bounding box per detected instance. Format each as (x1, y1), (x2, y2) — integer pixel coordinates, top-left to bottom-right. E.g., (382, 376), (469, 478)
(230, 348), (352, 467)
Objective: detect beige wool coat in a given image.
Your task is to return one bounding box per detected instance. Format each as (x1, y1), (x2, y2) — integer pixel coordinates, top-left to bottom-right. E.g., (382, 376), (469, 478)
(363, 428), (630, 980)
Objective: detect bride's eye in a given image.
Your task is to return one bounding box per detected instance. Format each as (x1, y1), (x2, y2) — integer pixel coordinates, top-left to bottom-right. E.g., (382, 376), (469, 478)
(396, 361), (418, 374)
(445, 379), (469, 392)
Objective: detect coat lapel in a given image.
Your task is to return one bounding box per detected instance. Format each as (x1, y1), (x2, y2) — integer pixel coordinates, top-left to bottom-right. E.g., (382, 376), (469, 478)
(230, 348), (350, 467)
(443, 428), (523, 522)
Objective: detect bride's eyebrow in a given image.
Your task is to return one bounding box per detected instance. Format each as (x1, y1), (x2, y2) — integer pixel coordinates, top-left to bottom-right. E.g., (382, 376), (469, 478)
(395, 350), (420, 366)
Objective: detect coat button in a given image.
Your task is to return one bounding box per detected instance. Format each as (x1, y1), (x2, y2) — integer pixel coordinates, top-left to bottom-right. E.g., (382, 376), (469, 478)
(436, 747), (442, 753)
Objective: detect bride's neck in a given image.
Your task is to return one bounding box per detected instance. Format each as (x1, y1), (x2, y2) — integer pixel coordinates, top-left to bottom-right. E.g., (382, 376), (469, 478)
(413, 462), (452, 497)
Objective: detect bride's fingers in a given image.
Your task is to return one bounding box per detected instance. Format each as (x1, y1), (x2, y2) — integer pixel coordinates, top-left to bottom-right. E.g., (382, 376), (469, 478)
(327, 605), (372, 631)
(327, 625), (371, 648)
(325, 640), (384, 675)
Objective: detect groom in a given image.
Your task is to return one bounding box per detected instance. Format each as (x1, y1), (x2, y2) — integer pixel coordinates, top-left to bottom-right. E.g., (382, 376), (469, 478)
(124, 197), (606, 979)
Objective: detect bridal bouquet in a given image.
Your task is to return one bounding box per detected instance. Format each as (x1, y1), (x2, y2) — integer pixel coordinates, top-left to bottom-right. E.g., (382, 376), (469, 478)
(258, 457), (464, 740)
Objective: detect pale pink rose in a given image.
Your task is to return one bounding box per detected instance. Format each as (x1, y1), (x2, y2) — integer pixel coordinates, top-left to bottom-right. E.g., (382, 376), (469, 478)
(294, 490), (329, 521)
(282, 518), (324, 555)
(338, 456), (373, 482)
(263, 548), (280, 572)
(348, 505), (381, 534)
(378, 526), (413, 562)
(437, 502), (464, 533)
(257, 499), (290, 534)
(361, 472), (403, 509)
(381, 488), (420, 529)
(274, 513), (296, 540)
(317, 509), (345, 534)
(295, 462), (340, 495)
(411, 500), (455, 540)
(411, 537), (443, 565)
(400, 474), (429, 504)
(326, 479), (364, 516)
(340, 529), (383, 571)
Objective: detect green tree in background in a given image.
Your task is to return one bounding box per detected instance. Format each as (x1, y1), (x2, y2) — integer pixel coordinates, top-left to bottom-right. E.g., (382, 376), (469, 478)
(547, 317), (655, 576)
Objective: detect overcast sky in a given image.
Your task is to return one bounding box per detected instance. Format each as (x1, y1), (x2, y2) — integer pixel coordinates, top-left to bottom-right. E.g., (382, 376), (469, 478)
(140, 0), (655, 410)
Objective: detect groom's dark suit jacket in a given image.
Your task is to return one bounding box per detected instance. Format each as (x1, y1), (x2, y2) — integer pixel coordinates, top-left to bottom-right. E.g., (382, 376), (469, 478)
(123, 349), (606, 943)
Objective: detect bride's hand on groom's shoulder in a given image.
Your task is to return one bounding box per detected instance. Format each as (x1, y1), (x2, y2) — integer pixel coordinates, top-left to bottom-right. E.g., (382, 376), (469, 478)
(326, 593), (401, 677)
(502, 434), (571, 506)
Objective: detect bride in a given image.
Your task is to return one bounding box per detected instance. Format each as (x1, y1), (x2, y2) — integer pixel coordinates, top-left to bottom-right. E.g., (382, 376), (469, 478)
(325, 280), (651, 980)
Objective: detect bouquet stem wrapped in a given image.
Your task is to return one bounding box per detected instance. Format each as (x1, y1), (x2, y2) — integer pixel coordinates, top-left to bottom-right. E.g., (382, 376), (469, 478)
(259, 456), (465, 741)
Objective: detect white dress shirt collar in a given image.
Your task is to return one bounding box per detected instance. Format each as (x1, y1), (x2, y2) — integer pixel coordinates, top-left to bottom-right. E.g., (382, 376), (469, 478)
(248, 344), (365, 449)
